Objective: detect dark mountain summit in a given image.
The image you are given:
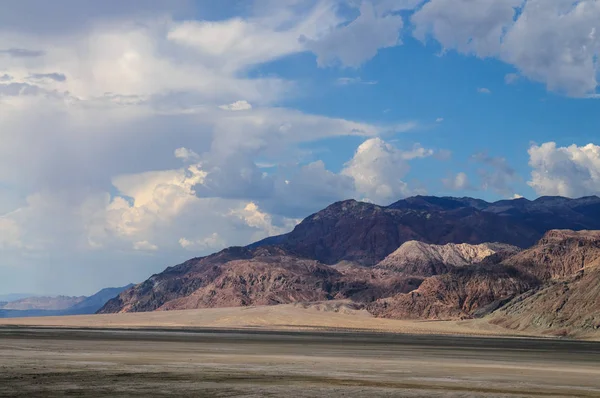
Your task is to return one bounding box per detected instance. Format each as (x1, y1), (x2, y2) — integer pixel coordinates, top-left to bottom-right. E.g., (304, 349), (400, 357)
(252, 195), (600, 265)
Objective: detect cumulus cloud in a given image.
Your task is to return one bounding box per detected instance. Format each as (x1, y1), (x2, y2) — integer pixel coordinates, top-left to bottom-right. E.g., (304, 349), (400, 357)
(0, 0), (428, 294)
(412, 0), (600, 97)
(304, 2), (404, 67)
(412, 0), (521, 57)
(501, 0), (600, 97)
(528, 142), (600, 197)
(443, 172), (473, 191)
(341, 138), (432, 203)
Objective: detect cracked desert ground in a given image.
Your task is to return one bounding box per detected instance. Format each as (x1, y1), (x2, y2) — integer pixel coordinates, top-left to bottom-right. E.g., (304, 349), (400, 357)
(1, 304), (599, 397)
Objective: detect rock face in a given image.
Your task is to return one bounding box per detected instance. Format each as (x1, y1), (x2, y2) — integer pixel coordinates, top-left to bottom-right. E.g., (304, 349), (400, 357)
(370, 230), (600, 322)
(502, 230), (600, 280)
(99, 247), (422, 313)
(490, 267), (600, 337)
(489, 230), (600, 337)
(252, 195), (600, 266)
(376, 241), (520, 276)
(368, 265), (538, 320)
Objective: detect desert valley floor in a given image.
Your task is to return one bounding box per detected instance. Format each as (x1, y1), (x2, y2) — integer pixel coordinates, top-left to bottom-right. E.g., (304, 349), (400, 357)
(1, 305), (600, 397)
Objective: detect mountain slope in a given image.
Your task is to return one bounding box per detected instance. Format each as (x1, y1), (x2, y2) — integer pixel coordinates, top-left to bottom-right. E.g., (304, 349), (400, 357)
(99, 247), (422, 313)
(368, 265), (539, 320)
(502, 230), (600, 280)
(253, 195), (600, 266)
(489, 230), (600, 337)
(490, 267), (600, 337)
(376, 241), (520, 276)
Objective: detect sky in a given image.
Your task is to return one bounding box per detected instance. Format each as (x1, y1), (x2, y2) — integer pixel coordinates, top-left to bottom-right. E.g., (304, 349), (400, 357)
(1, 0), (600, 295)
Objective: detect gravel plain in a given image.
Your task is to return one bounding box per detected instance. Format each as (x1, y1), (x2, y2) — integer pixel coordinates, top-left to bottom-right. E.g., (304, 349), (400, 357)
(1, 327), (599, 397)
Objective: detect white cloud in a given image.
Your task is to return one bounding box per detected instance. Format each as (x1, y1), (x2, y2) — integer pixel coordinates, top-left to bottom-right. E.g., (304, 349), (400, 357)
(0, 1), (427, 295)
(528, 142), (600, 197)
(501, 0), (600, 97)
(305, 2), (404, 67)
(341, 138), (432, 204)
(412, 0), (600, 97)
(412, 0), (521, 57)
(477, 87), (492, 94)
(443, 172), (473, 191)
(219, 100), (253, 111)
(435, 117), (444, 123)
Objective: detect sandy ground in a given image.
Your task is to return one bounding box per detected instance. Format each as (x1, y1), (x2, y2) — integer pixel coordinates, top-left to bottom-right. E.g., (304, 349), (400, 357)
(1, 328), (599, 397)
(0, 302), (545, 338)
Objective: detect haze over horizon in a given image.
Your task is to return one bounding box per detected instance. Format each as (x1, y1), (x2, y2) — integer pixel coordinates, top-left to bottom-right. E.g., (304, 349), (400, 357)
(1, 0), (600, 295)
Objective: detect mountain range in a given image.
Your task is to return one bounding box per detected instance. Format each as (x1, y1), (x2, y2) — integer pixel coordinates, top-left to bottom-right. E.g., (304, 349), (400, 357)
(97, 195), (600, 337)
(0, 285), (134, 318)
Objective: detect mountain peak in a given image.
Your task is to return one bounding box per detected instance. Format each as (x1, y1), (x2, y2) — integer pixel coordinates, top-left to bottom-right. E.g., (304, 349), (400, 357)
(376, 241), (520, 276)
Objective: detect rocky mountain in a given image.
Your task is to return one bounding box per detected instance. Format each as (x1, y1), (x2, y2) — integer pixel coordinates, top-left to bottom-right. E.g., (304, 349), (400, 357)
(99, 247), (422, 313)
(0, 296), (85, 311)
(370, 229), (600, 326)
(251, 195), (600, 265)
(376, 241), (520, 276)
(489, 230), (600, 337)
(502, 230), (600, 281)
(0, 285), (132, 318)
(98, 196), (600, 338)
(490, 267), (600, 337)
(368, 264), (539, 320)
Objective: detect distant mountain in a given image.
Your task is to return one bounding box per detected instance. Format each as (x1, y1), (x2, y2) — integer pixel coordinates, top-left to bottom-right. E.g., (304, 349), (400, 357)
(0, 284), (133, 318)
(63, 284), (135, 315)
(1, 296), (85, 311)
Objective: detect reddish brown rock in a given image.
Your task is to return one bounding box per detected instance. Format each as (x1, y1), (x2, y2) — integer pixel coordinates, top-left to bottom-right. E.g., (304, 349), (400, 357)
(367, 265), (538, 320)
(99, 247), (423, 313)
(502, 230), (600, 281)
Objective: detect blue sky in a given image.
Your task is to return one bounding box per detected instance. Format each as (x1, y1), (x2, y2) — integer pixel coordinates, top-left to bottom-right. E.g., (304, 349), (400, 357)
(1, 0), (600, 294)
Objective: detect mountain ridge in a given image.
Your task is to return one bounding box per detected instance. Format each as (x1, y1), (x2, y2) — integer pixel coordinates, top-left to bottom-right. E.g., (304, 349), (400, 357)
(98, 196), (600, 338)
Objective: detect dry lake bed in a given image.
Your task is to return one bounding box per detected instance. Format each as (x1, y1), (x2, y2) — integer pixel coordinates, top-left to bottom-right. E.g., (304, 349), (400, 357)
(1, 327), (599, 397)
